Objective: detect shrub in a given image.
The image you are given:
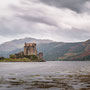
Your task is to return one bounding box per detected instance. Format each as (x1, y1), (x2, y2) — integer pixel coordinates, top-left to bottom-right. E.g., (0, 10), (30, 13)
(0, 57), (4, 60)
(10, 54), (16, 59)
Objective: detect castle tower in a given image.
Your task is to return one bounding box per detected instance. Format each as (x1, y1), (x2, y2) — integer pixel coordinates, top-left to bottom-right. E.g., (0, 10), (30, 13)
(24, 43), (37, 56)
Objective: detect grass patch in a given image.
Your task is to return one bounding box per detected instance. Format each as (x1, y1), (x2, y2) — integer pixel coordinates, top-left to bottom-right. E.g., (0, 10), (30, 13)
(0, 58), (45, 62)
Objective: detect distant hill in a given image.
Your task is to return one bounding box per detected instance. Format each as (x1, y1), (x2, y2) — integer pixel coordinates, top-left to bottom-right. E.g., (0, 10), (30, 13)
(0, 37), (53, 52)
(57, 39), (90, 61)
(0, 37), (54, 58)
(0, 38), (90, 61)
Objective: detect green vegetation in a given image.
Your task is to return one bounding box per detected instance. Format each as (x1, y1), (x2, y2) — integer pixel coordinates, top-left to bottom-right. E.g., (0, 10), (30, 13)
(24, 55), (38, 60)
(0, 58), (44, 62)
(58, 53), (76, 60)
(10, 54), (16, 59)
(0, 58), (30, 62)
(0, 57), (4, 60)
(0, 55), (44, 62)
(58, 55), (90, 61)
(75, 55), (90, 61)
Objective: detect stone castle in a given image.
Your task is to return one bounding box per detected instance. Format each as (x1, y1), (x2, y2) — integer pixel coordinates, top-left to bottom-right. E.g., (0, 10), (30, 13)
(13, 43), (43, 60)
(24, 43), (43, 59)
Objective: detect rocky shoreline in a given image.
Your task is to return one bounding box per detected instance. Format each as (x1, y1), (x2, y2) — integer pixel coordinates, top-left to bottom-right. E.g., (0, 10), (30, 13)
(0, 74), (90, 90)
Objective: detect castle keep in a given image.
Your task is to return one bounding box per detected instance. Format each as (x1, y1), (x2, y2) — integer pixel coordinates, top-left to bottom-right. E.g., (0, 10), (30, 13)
(24, 43), (37, 56)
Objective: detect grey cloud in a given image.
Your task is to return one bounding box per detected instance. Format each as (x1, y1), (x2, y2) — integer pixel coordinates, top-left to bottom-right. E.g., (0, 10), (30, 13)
(0, 17), (32, 36)
(0, 16), (52, 37)
(17, 14), (57, 27)
(0, 0), (90, 43)
(40, 0), (89, 13)
(9, 1), (58, 27)
(54, 28), (90, 41)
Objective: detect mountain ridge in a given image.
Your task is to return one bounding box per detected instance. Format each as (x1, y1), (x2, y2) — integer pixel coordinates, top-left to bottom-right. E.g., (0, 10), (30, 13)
(0, 38), (90, 61)
(0, 37), (54, 52)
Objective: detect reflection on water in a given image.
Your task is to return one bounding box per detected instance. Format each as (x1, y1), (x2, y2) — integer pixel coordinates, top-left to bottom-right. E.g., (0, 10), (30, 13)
(0, 61), (90, 90)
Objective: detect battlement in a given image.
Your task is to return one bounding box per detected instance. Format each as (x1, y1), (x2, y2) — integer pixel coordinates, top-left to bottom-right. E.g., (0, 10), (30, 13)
(25, 43), (36, 47)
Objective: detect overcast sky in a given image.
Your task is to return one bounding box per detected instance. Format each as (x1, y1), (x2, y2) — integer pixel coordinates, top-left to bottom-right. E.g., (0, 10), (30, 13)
(0, 0), (90, 43)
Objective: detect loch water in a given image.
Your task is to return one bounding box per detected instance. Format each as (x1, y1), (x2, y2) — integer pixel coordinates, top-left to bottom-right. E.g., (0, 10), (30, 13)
(0, 61), (90, 90)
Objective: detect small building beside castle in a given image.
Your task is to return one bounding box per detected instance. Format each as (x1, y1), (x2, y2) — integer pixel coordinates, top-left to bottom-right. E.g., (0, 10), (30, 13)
(10, 43), (44, 61)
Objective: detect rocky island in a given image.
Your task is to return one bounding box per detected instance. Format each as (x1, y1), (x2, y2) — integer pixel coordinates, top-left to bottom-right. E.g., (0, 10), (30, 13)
(0, 43), (45, 62)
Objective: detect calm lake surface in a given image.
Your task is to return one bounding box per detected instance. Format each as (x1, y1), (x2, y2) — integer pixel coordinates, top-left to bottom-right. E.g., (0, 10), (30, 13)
(0, 61), (90, 90)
